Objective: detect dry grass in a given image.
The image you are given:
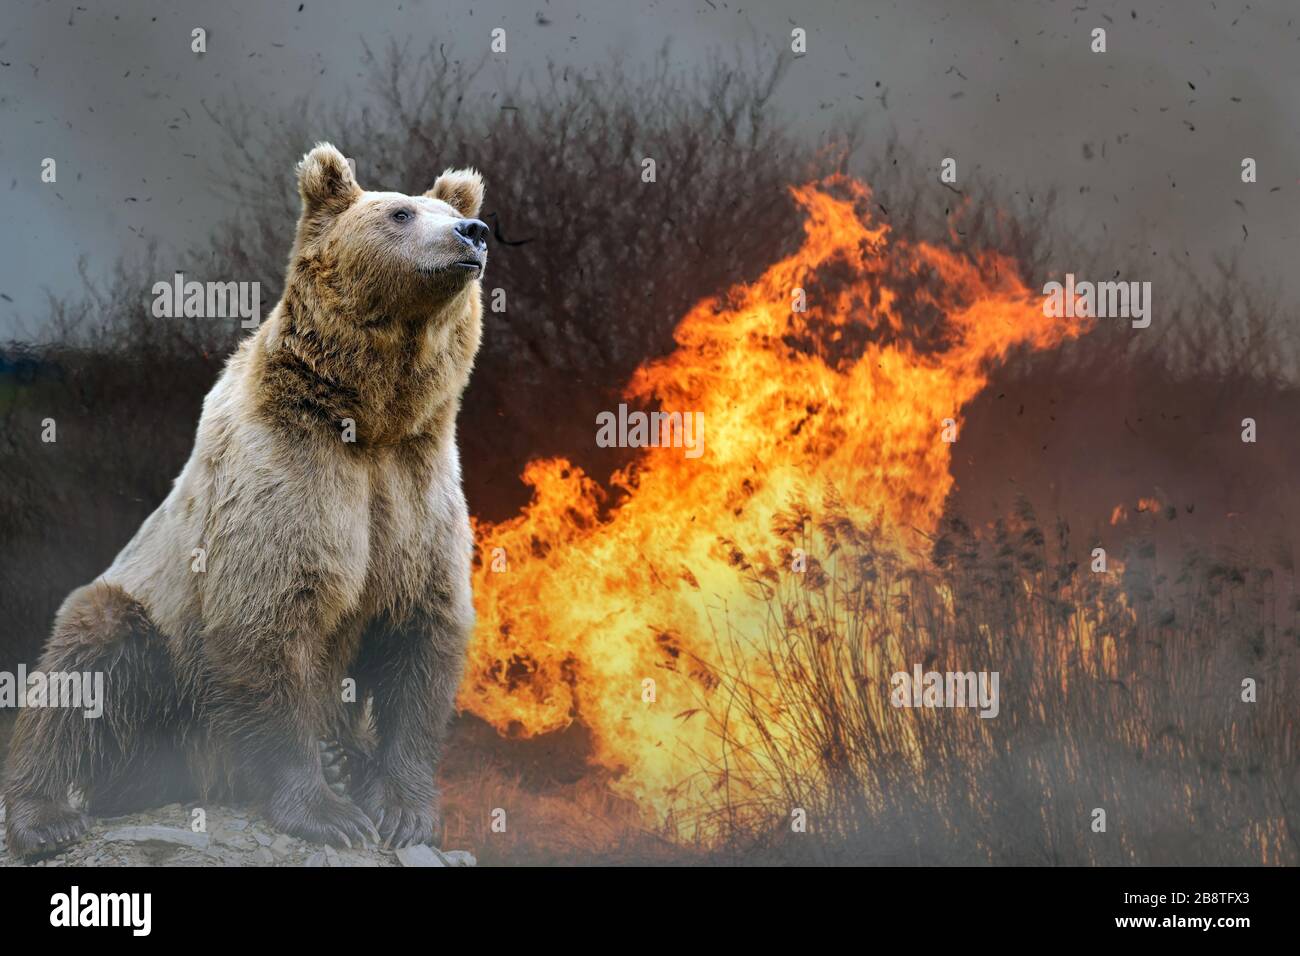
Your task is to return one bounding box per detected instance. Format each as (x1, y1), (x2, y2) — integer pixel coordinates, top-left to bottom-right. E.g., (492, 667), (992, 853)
(668, 496), (1298, 865)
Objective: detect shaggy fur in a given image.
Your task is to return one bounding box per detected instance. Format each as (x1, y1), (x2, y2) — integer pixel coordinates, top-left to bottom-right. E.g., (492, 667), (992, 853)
(3, 144), (487, 855)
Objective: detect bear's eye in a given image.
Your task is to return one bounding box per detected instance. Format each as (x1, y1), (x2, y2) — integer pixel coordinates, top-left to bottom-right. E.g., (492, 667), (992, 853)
(391, 209), (414, 223)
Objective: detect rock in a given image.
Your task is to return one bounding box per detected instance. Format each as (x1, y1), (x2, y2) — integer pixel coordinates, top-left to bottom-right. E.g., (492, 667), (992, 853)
(212, 827), (256, 850)
(224, 833), (256, 851)
(395, 844), (475, 867)
(0, 803), (424, 868)
(101, 826), (210, 851)
(396, 844), (447, 867)
(335, 851), (380, 867)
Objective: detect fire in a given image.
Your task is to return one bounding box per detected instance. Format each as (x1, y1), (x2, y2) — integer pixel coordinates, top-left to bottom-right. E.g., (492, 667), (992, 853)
(1110, 496), (1164, 524)
(460, 177), (1089, 828)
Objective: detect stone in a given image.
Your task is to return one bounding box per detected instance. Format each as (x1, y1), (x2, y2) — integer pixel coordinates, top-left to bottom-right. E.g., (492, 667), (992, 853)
(101, 826), (210, 851)
(395, 844), (447, 867)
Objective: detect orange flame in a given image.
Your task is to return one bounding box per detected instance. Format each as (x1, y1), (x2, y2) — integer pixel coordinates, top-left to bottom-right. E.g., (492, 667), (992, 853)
(1110, 496), (1164, 524)
(459, 178), (1089, 825)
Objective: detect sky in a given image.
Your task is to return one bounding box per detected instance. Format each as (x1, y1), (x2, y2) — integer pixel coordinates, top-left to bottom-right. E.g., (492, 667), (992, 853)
(2, 0), (1299, 335)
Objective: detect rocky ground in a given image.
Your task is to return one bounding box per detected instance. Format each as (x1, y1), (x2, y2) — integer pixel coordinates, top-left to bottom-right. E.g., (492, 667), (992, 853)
(0, 801), (476, 868)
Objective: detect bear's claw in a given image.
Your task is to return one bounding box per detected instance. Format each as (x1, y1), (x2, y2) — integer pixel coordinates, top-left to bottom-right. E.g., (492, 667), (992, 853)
(376, 805), (438, 849)
(269, 787), (380, 850)
(350, 772), (441, 849)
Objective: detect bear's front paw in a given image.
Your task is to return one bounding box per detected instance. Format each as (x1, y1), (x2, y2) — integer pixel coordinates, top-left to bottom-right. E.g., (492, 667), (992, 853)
(352, 774), (441, 849)
(268, 787), (380, 850)
(4, 795), (89, 858)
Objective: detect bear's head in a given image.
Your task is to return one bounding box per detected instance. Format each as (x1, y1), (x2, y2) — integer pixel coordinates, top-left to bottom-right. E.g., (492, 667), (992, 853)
(258, 143), (489, 443)
(290, 142), (488, 322)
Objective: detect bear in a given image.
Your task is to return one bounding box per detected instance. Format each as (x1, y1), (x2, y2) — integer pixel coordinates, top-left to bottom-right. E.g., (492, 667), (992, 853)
(3, 143), (488, 856)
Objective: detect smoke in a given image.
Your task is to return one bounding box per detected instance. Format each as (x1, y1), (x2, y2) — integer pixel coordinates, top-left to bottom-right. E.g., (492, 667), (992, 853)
(3, 1), (1299, 331)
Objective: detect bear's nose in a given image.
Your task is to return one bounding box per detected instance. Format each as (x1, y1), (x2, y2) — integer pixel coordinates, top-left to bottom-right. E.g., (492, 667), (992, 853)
(454, 218), (490, 251)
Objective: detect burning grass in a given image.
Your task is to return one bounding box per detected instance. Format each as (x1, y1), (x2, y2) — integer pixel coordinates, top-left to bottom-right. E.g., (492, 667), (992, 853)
(681, 498), (1295, 864)
(427, 498), (1295, 866)
(450, 178), (1295, 866)
(461, 178), (1091, 834)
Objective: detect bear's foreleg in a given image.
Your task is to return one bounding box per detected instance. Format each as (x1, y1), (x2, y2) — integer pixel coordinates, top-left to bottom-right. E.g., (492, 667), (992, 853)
(350, 607), (469, 848)
(201, 630), (380, 850)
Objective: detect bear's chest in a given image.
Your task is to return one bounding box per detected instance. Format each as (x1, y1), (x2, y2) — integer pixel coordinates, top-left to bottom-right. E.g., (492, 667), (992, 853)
(351, 446), (470, 622)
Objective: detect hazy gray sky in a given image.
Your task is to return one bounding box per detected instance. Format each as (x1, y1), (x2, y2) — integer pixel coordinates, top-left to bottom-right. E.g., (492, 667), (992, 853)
(2, 0), (1299, 334)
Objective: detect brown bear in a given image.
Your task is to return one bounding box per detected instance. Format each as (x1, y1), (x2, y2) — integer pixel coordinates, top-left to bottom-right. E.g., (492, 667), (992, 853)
(3, 144), (487, 855)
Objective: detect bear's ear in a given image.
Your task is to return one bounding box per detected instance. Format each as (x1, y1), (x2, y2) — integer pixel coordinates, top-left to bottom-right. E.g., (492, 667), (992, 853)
(426, 167), (484, 218)
(296, 143), (360, 222)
